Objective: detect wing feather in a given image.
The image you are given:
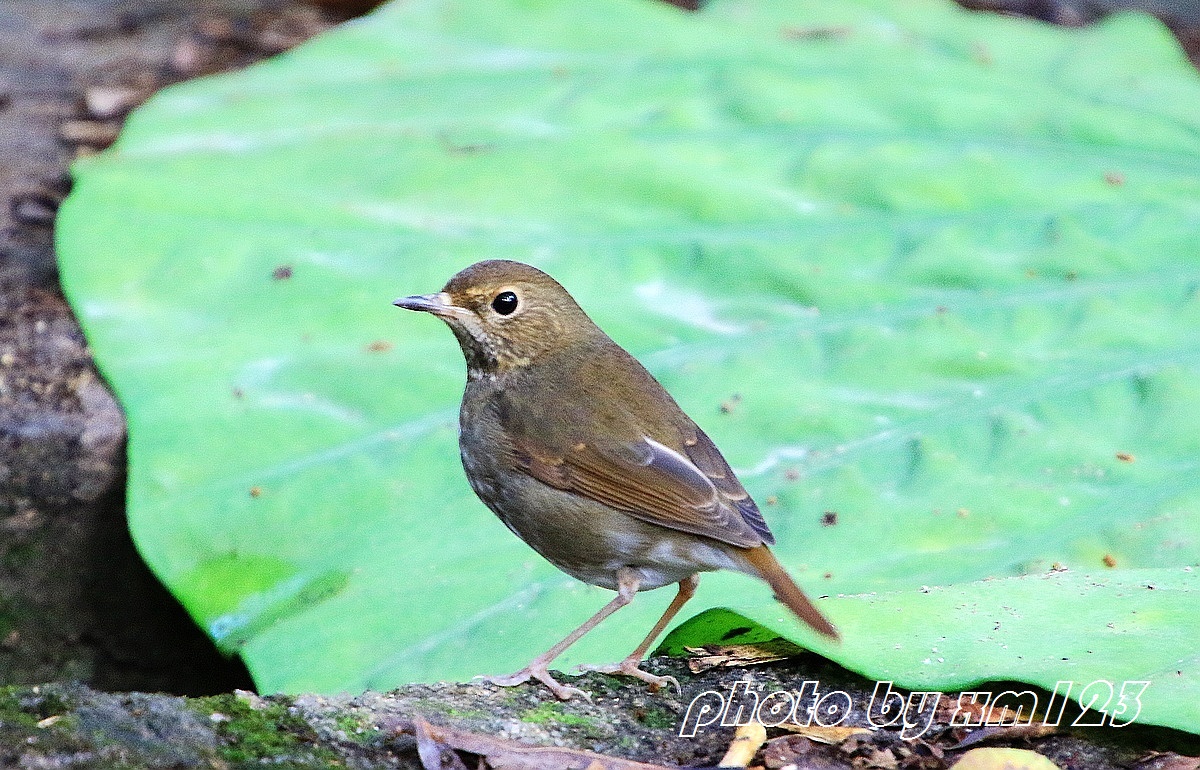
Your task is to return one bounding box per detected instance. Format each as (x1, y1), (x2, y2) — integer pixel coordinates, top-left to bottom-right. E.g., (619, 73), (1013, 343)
(497, 344), (774, 549)
(512, 431), (766, 549)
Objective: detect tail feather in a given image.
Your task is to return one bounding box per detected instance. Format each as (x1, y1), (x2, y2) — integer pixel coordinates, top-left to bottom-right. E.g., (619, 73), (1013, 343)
(743, 546), (840, 641)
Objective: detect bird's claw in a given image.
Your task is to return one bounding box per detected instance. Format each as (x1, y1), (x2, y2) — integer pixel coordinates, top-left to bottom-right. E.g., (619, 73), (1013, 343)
(477, 665), (591, 701)
(575, 659), (681, 696)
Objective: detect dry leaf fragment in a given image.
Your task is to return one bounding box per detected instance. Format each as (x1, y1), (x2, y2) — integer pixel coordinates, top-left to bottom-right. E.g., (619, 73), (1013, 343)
(683, 639), (804, 672)
(950, 747), (1060, 769)
(718, 723), (767, 769)
(963, 722), (1058, 745)
(763, 734), (849, 769)
(773, 723), (871, 744)
(761, 735), (812, 768)
(84, 85), (144, 119)
(59, 119), (120, 146)
(1134, 752), (1200, 770)
(395, 718), (676, 770)
(414, 718), (470, 770)
(860, 746), (900, 769)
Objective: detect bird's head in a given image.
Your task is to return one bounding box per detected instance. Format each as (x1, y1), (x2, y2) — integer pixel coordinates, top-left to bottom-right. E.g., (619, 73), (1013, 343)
(395, 260), (599, 379)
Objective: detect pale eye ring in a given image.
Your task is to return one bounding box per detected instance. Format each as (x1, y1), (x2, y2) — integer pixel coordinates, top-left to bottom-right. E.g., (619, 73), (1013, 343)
(491, 290), (519, 315)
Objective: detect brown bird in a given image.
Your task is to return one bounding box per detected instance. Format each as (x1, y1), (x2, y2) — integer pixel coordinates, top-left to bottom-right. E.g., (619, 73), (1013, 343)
(395, 260), (838, 700)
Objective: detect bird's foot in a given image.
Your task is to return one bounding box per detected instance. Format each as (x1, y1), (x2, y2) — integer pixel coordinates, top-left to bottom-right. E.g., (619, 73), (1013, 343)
(477, 664), (591, 701)
(576, 658), (681, 695)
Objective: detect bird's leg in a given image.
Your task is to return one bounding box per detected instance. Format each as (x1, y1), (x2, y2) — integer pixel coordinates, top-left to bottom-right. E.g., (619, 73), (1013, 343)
(576, 574), (699, 695)
(480, 567), (642, 701)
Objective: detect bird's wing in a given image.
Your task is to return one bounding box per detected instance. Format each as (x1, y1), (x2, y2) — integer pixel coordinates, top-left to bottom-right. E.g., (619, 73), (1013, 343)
(497, 353), (774, 549)
(681, 425), (774, 544)
(510, 430), (768, 549)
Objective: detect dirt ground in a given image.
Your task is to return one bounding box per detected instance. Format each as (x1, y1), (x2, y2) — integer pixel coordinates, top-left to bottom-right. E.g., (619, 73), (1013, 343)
(0, 0), (1197, 736)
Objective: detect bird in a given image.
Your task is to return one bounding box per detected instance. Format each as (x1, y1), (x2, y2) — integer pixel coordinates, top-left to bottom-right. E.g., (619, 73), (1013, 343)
(394, 259), (838, 700)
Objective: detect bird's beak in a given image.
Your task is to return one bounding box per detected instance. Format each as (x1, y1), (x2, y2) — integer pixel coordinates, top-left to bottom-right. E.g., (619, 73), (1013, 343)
(393, 292), (463, 318)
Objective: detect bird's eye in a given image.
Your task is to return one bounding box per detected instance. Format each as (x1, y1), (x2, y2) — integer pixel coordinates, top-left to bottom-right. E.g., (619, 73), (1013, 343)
(491, 290), (519, 316)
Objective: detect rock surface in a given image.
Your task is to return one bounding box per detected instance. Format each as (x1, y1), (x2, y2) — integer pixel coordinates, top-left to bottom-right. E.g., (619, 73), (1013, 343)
(3, 657), (1193, 769)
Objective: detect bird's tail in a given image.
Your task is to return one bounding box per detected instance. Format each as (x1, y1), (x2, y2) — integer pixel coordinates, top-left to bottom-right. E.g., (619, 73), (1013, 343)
(742, 546), (840, 641)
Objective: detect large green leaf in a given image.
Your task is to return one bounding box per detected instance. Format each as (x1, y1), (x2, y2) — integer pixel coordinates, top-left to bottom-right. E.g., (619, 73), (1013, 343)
(56, 0), (1200, 732)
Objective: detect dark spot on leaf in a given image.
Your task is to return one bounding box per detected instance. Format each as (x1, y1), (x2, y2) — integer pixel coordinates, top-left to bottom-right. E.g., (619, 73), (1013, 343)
(272, 265), (293, 280)
(366, 340), (393, 353)
(720, 626), (753, 641)
(1116, 452), (1134, 463)
(781, 25), (851, 41)
(249, 486), (262, 498)
(971, 41), (993, 66)
(821, 511), (838, 526)
(438, 133), (494, 155)
(1104, 171), (1125, 186)
(1102, 554), (1117, 568)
